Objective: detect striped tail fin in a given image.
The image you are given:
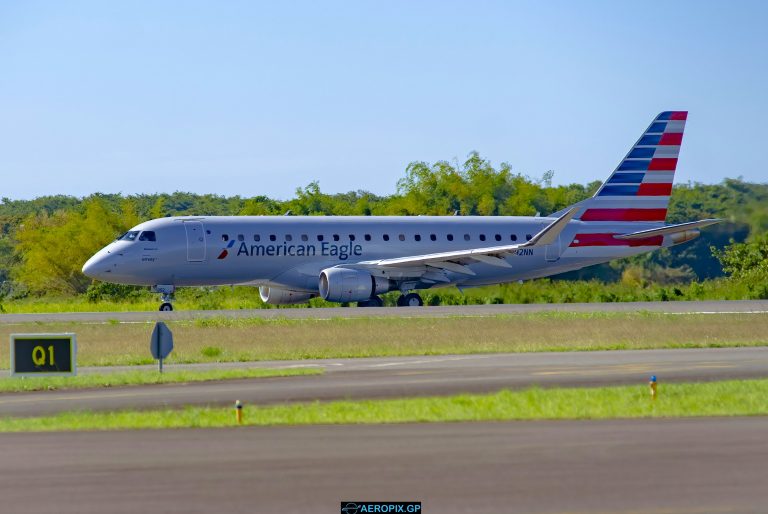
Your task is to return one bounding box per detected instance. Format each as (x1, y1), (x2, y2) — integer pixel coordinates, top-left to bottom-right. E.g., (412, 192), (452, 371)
(580, 111), (687, 223)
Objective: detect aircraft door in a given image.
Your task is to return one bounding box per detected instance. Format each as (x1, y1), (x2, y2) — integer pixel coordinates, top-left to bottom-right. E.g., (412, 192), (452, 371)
(184, 221), (206, 262)
(544, 234), (561, 262)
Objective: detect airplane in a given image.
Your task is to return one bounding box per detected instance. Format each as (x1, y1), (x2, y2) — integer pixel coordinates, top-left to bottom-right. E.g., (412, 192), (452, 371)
(82, 111), (721, 311)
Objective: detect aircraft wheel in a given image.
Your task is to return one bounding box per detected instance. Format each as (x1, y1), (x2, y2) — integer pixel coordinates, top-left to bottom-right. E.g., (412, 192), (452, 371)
(358, 296), (384, 307)
(369, 296), (384, 307)
(159, 302), (174, 312)
(398, 293), (423, 307)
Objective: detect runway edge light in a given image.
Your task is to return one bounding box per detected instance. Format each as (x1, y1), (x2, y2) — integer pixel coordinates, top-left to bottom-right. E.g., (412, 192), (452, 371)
(649, 375), (657, 400)
(235, 400), (243, 424)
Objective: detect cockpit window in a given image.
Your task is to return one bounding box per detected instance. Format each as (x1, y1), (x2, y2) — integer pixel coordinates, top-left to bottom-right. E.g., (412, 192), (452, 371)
(139, 231), (156, 242)
(117, 231), (140, 241)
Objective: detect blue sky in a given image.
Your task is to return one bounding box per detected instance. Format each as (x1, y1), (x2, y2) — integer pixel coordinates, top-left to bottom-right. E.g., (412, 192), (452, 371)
(1, 1), (766, 200)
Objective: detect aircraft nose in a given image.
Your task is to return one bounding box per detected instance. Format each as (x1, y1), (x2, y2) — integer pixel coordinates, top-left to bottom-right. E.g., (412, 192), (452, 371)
(82, 252), (112, 279)
(82, 255), (99, 278)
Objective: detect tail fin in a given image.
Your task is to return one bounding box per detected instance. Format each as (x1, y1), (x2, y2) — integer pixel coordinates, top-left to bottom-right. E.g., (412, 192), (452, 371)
(554, 111), (687, 222)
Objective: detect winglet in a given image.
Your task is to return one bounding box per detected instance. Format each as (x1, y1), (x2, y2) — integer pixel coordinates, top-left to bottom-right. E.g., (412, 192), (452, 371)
(523, 207), (579, 247)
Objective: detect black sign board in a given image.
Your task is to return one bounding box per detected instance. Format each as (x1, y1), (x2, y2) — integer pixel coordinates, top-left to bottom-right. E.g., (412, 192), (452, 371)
(10, 334), (77, 376)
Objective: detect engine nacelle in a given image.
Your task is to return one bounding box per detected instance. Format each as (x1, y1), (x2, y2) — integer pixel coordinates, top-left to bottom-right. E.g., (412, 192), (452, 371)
(259, 286), (315, 305)
(319, 268), (391, 303)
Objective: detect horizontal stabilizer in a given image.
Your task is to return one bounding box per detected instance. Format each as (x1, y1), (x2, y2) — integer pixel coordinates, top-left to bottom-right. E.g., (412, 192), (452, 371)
(613, 219), (722, 240)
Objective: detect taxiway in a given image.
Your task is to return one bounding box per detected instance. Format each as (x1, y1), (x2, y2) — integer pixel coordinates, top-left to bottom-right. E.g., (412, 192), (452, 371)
(1, 347), (766, 417)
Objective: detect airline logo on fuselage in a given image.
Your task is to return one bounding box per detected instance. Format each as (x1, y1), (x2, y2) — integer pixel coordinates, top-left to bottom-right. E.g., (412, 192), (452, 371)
(217, 240), (236, 259)
(218, 241), (533, 261)
(231, 241), (363, 261)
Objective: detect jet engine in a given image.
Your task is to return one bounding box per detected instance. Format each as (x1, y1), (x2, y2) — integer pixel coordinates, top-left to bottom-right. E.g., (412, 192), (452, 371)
(259, 286), (315, 305)
(319, 268), (392, 302)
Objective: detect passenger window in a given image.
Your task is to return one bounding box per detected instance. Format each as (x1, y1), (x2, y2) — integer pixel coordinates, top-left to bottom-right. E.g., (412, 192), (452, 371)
(349, 234), (355, 241)
(430, 234), (436, 241)
(333, 234), (340, 241)
(221, 234), (229, 242)
(383, 234), (390, 241)
(285, 234), (293, 242)
(237, 234), (244, 242)
(447, 234), (454, 241)
(510, 234), (518, 241)
(254, 235), (261, 242)
(464, 234), (470, 241)
(317, 235), (324, 242)
(495, 234), (501, 242)
(269, 234), (276, 242)
(364, 234), (371, 241)
(526, 234), (532, 241)
(301, 234), (308, 242)
(479, 234), (486, 242)
(398, 234), (405, 241)
(138, 231), (156, 242)
(414, 234), (421, 242)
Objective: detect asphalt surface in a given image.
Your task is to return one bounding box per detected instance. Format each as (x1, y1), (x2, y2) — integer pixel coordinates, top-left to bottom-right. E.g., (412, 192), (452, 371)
(2, 302), (766, 513)
(2, 417), (767, 514)
(1, 347), (767, 417)
(1, 299), (768, 323)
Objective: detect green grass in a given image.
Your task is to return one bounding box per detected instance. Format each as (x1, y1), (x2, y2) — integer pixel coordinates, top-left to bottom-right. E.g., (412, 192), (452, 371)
(0, 367), (321, 393)
(2, 312), (767, 368)
(2, 378), (767, 432)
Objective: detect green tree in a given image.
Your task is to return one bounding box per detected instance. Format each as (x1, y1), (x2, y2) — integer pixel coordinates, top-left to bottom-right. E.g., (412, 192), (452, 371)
(713, 232), (768, 280)
(13, 197), (137, 295)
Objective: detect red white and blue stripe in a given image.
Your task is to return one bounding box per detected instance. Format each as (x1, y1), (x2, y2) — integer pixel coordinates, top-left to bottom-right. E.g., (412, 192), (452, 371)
(583, 111), (687, 222)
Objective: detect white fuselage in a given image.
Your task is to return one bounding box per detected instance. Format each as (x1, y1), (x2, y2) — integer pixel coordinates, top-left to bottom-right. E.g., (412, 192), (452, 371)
(82, 215), (670, 293)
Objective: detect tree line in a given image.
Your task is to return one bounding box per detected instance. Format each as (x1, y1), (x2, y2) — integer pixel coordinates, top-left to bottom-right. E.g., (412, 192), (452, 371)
(1, 152), (765, 297)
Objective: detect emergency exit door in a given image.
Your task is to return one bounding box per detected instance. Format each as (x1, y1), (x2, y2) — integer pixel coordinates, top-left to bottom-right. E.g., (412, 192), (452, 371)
(184, 221), (206, 262)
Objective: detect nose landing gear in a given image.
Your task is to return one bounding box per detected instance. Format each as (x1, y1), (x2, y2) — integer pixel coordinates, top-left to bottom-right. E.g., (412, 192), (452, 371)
(152, 285), (176, 312)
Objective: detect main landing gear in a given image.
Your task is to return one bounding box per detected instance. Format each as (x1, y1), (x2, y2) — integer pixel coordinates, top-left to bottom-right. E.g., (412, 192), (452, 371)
(357, 296), (384, 308)
(356, 293), (425, 307)
(152, 285), (176, 312)
(397, 292), (424, 307)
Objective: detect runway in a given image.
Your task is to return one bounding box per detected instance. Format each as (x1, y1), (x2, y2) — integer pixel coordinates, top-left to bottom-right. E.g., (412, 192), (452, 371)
(1, 347), (766, 417)
(1, 417), (767, 513)
(1, 299), (768, 323)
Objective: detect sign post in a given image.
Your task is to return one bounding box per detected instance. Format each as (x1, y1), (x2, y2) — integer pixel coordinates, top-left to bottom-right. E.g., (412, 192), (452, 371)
(10, 333), (77, 377)
(150, 322), (174, 373)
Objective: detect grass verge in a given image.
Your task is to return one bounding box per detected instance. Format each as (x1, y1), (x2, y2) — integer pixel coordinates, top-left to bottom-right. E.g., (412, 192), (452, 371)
(1, 378), (766, 432)
(0, 367), (321, 393)
(1, 312), (768, 367)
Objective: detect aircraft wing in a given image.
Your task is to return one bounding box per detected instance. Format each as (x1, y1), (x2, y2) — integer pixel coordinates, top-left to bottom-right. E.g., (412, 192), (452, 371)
(352, 207), (578, 279)
(613, 219), (722, 240)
